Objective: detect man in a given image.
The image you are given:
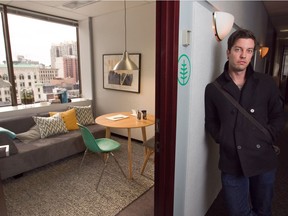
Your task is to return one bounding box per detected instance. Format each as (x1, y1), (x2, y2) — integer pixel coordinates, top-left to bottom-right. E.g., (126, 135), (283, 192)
(205, 29), (285, 216)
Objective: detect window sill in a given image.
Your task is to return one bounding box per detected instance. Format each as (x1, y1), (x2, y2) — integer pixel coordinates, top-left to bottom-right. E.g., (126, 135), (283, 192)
(0, 98), (91, 118)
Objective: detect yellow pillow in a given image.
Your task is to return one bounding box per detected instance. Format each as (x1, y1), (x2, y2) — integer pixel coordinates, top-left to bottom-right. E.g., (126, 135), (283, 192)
(49, 109), (79, 131)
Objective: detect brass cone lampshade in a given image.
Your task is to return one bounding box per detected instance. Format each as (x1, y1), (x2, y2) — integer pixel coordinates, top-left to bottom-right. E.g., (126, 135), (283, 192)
(113, 0), (138, 71)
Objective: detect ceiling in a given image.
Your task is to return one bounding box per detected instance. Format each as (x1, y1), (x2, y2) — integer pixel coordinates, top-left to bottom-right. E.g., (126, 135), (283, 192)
(0, 0), (287, 39)
(0, 0), (153, 21)
(263, 1), (288, 39)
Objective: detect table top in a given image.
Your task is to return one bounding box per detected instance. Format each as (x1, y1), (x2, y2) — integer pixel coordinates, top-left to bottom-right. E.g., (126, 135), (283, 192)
(95, 112), (155, 129)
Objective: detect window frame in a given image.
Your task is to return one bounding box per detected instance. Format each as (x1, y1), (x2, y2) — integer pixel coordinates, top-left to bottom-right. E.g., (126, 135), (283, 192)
(0, 4), (81, 106)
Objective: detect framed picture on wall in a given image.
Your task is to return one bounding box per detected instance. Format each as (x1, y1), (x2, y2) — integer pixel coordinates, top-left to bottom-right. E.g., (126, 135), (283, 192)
(103, 53), (141, 93)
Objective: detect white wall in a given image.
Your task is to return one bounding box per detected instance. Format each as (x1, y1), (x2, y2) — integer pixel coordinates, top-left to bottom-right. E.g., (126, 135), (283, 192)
(175, 1), (272, 215)
(92, 2), (156, 140)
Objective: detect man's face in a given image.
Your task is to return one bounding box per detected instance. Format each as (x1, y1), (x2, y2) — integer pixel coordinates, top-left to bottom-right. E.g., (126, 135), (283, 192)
(226, 38), (255, 73)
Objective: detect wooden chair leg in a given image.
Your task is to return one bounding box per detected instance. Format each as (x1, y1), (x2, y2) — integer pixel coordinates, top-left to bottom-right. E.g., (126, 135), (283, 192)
(141, 148), (154, 175)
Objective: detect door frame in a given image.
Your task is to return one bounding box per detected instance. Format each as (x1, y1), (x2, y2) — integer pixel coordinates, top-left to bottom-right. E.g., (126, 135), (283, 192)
(155, 1), (179, 215)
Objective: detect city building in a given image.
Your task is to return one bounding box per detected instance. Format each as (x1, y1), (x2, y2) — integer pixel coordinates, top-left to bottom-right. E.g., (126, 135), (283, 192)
(0, 51), (79, 105)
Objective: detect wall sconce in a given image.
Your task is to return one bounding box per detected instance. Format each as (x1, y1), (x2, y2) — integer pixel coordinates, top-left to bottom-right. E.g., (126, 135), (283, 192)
(259, 47), (269, 58)
(113, 0), (138, 71)
(212, 11), (234, 41)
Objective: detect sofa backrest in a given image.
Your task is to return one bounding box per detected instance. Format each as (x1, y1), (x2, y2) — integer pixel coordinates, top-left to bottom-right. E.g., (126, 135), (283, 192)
(0, 112), (60, 134)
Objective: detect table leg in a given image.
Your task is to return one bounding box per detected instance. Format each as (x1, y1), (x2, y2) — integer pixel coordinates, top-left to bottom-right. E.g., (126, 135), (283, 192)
(141, 127), (147, 143)
(141, 127), (148, 156)
(105, 127), (111, 138)
(127, 128), (133, 179)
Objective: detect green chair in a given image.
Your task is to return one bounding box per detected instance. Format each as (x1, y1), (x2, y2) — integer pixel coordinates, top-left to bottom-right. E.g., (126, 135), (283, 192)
(77, 123), (126, 190)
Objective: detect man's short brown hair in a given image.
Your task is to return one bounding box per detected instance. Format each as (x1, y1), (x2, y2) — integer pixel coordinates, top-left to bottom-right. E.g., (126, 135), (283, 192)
(227, 29), (256, 50)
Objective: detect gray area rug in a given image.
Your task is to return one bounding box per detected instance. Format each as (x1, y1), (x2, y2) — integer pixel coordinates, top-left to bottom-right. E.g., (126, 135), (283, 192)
(2, 135), (154, 216)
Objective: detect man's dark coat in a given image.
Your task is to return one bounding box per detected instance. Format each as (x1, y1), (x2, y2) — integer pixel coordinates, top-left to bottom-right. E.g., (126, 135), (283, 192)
(205, 62), (285, 177)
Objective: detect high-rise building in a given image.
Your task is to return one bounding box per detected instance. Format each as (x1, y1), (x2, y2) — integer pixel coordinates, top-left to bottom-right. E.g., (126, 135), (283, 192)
(50, 42), (77, 66)
(50, 42), (78, 82)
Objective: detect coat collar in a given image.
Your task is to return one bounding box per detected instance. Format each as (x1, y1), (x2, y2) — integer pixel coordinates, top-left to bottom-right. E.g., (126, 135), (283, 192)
(219, 61), (260, 105)
(222, 61), (255, 82)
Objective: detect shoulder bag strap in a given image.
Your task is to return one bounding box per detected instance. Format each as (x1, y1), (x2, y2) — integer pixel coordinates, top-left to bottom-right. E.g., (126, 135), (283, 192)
(212, 81), (271, 138)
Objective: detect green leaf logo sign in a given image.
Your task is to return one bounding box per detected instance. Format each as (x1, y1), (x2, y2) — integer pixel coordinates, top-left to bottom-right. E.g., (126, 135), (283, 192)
(178, 54), (191, 86)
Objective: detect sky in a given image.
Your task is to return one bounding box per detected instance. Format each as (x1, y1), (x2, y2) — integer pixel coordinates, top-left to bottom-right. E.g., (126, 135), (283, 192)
(0, 14), (76, 66)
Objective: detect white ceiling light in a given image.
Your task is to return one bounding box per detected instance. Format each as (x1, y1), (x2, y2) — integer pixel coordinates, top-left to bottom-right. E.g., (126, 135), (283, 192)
(62, 1), (95, 10)
(212, 11), (235, 41)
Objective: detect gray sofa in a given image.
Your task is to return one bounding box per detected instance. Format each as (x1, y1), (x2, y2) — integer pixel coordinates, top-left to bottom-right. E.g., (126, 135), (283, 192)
(0, 110), (105, 180)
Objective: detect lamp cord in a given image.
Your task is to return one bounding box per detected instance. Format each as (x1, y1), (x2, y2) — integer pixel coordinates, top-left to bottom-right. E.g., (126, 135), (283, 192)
(124, 0), (127, 51)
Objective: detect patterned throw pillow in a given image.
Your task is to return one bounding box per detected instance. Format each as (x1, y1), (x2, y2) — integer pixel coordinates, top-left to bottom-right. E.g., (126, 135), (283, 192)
(33, 113), (68, 138)
(49, 108), (79, 131)
(68, 105), (95, 126)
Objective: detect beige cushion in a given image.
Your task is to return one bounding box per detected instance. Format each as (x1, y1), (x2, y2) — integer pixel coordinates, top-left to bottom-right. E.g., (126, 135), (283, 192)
(16, 125), (41, 144)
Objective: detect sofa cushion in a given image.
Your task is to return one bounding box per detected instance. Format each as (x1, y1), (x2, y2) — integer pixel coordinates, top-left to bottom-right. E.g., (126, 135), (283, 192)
(16, 125), (41, 144)
(33, 113), (68, 138)
(49, 108), (79, 131)
(68, 105), (95, 126)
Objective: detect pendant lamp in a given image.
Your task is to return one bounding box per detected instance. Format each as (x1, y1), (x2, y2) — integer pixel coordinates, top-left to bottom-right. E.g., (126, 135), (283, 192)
(113, 0), (138, 71)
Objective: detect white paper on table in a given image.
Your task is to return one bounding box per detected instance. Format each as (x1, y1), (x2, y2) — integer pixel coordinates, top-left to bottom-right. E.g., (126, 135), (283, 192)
(106, 114), (129, 121)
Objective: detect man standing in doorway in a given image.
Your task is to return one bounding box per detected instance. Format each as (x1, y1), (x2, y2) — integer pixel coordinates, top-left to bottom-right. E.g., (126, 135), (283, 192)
(205, 29), (285, 215)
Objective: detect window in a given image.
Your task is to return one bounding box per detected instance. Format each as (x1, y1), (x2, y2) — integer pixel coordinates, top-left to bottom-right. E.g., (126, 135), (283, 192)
(3, 74), (8, 80)
(0, 5), (80, 107)
(0, 10), (11, 106)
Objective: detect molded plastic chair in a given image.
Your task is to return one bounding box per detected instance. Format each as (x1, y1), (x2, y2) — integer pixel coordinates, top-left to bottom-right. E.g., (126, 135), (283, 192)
(141, 136), (155, 175)
(77, 123), (126, 190)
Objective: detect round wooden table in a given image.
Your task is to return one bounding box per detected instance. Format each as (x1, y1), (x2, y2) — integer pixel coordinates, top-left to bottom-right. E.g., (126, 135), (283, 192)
(95, 112), (155, 179)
